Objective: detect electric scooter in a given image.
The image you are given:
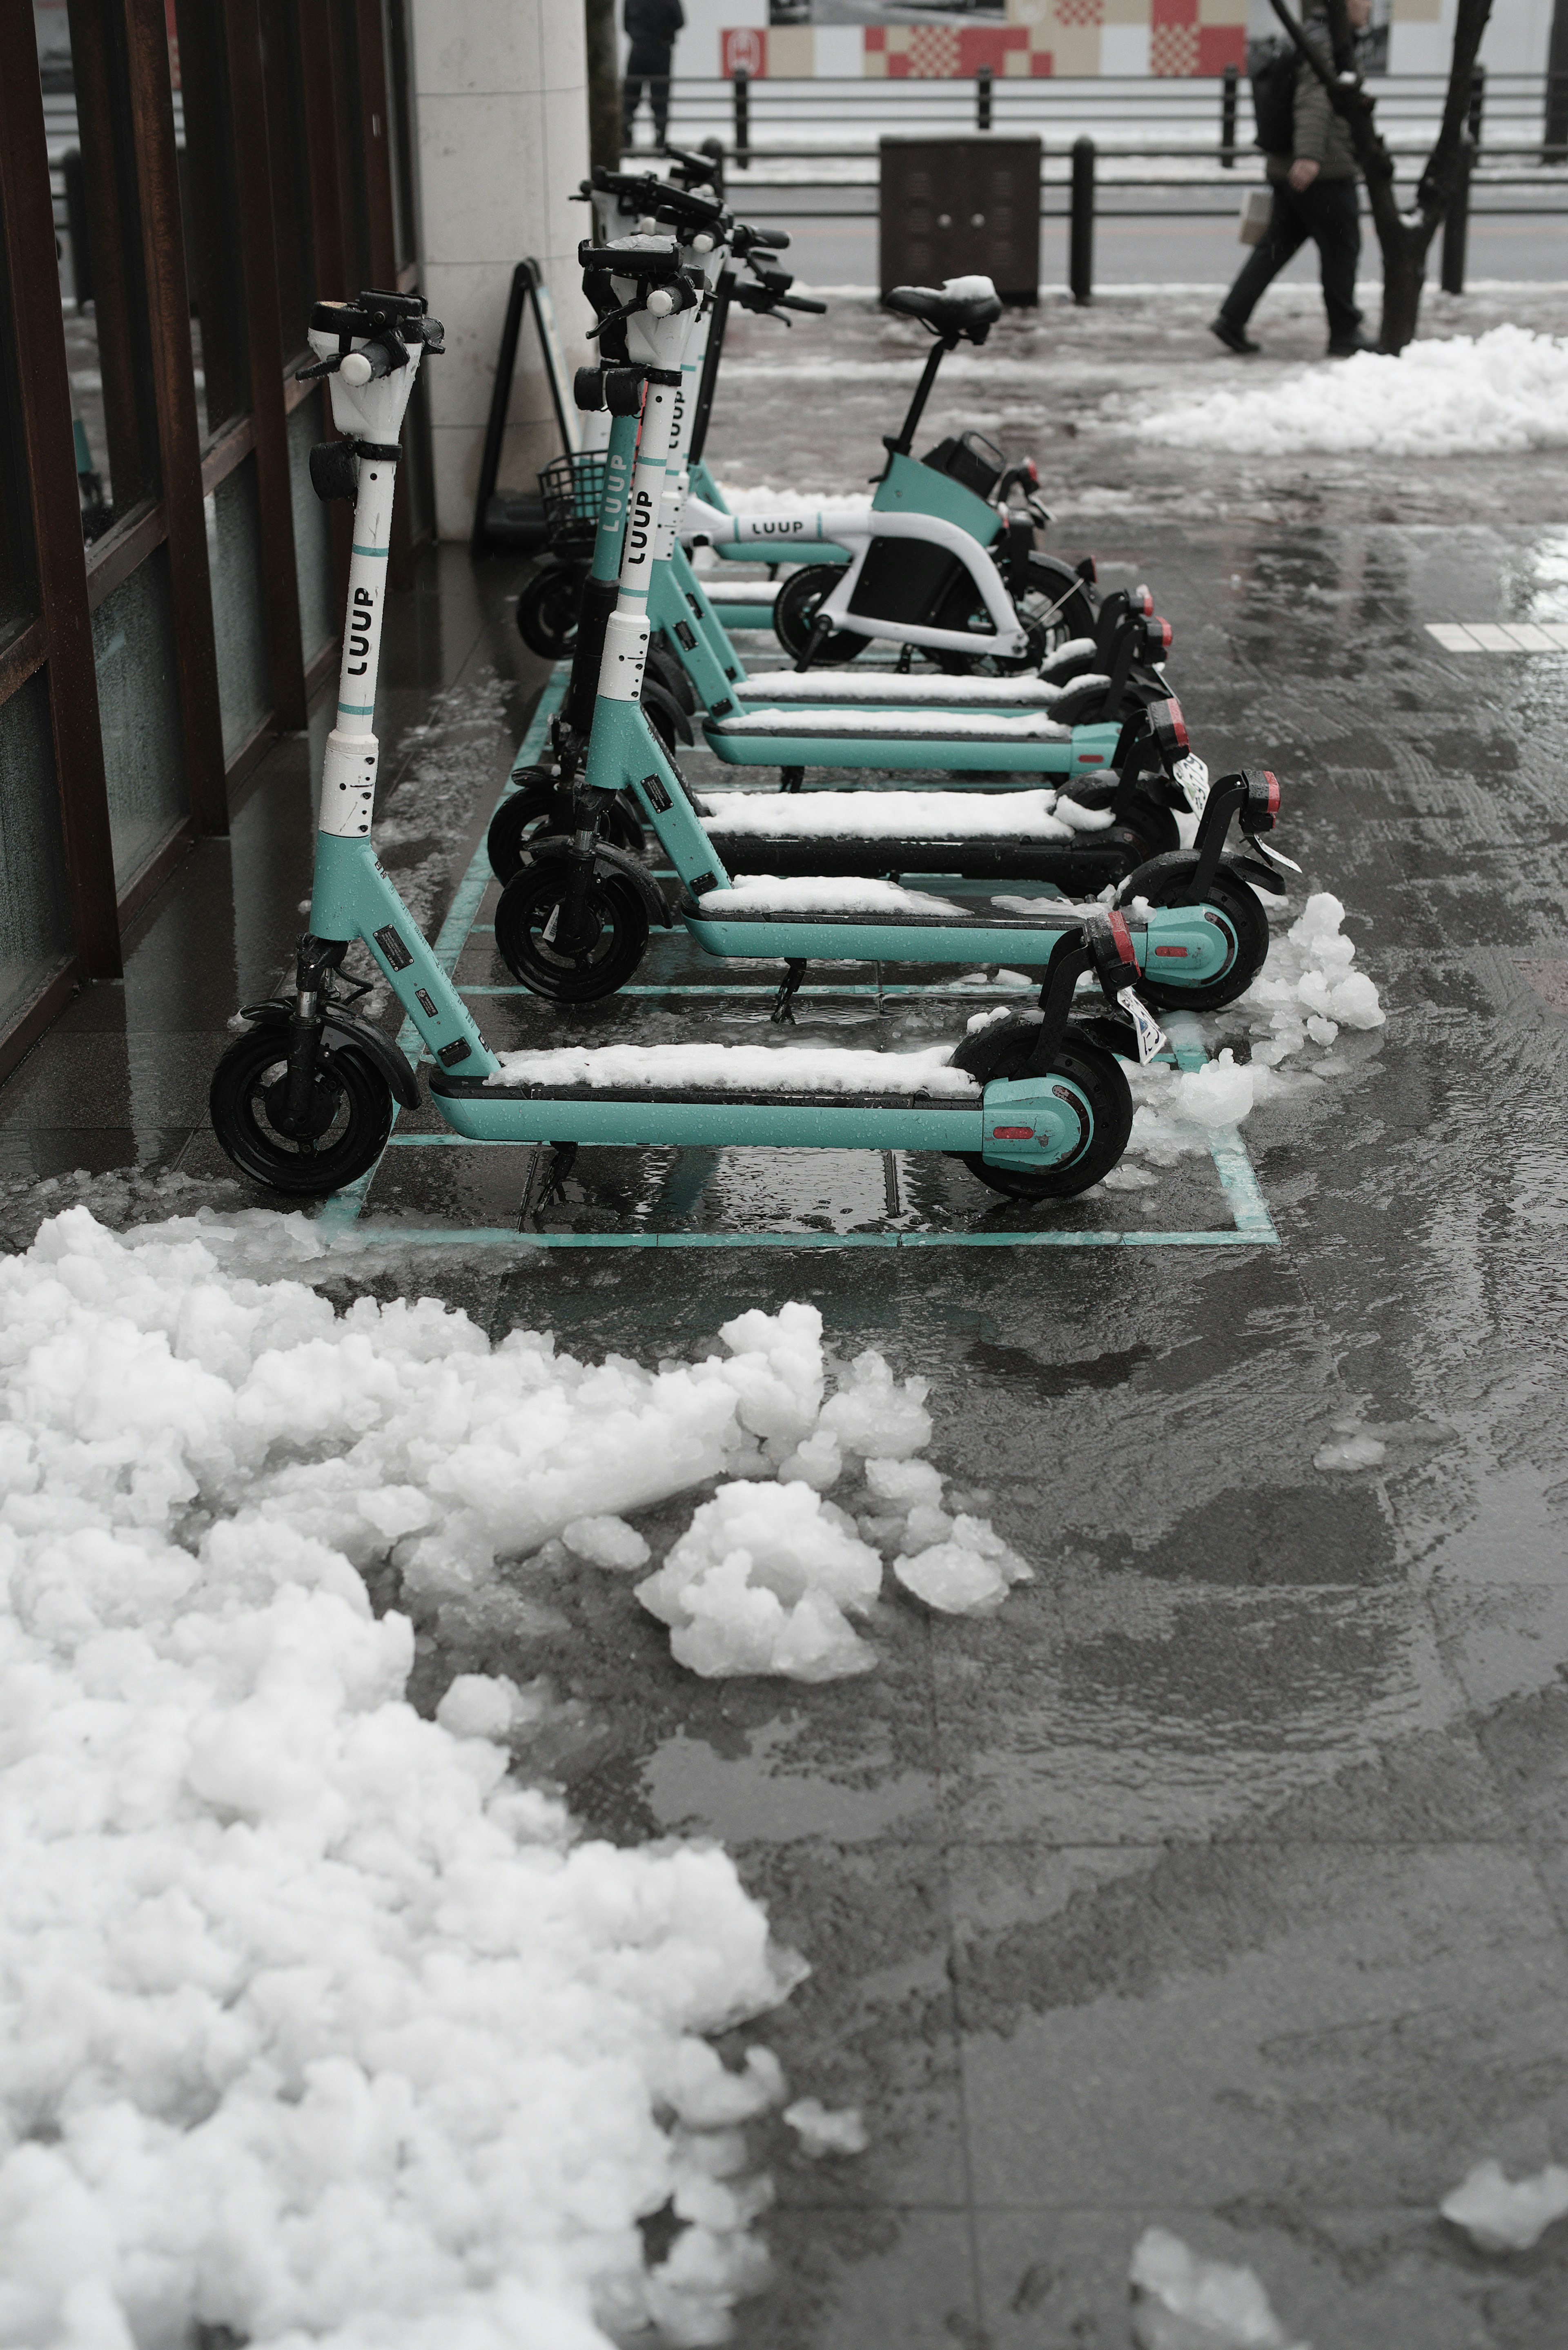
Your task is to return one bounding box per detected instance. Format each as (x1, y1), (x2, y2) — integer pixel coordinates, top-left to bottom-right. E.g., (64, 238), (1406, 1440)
(488, 242), (1285, 1024)
(207, 287), (1151, 1208)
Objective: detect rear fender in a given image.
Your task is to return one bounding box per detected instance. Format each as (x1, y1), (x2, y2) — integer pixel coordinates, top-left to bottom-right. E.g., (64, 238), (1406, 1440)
(236, 999), (421, 1109)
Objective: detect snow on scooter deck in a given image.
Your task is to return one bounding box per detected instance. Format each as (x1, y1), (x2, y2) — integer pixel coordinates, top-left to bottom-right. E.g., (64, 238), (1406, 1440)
(314, 669), (1281, 1254)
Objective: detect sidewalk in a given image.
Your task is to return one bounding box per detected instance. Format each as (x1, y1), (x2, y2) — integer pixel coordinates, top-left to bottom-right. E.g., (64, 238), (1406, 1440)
(5, 295), (1568, 2347)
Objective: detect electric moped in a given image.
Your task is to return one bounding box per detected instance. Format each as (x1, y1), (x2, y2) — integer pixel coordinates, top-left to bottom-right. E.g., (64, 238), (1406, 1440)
(208, 287), (1151, 1208)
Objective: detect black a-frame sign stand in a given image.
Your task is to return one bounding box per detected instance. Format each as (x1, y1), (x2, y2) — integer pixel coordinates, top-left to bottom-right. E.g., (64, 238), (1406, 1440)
(471, 259), (581, 552)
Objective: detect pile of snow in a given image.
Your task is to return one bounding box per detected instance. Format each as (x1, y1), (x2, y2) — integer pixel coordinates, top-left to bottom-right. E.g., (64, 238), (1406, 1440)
(697, 788), (1085, 842)
(1313, 1422), (1388, 1473)
(0, 1209), (833, 2350)
(1441, 2159), (1568, 2253)
(486, 1040), (979, 1096)
(633, 1334), (1029, 1680)
(1139, 325), (1568, 459)
(1129, 2227), (1308, 2350)
(1123, 894), (1385, 1172)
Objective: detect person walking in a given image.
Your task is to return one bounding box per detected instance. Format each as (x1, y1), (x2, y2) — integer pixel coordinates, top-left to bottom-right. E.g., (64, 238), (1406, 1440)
(1212, 0), (1377, 359)
(622, 0), (683, 153)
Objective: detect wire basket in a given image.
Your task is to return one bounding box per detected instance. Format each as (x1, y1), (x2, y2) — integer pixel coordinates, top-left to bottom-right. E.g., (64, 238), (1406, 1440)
(538, 452), (606, 549)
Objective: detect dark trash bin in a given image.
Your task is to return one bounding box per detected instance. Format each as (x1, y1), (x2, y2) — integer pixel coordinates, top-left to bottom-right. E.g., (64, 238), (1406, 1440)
(879, 134), (1041, 305)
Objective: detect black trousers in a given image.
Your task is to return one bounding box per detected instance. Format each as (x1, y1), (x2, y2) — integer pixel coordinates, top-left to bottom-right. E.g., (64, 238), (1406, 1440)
(1220, 176), (1363, 348)
(623, 42), (673, 142)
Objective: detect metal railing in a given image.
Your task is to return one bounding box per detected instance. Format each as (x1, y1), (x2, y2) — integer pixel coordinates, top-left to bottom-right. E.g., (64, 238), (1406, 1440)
(639, 68), (1561, 162)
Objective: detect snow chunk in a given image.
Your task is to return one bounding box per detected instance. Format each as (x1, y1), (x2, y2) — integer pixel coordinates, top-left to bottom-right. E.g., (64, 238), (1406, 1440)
(562, 1514), (652, 1571)
(894, 1516), (1032, 1616)
(819, 1349), (932, 1460)
(637, 1481), (883, 1681)
(436, 1670), (528, 1740)
(1312, 1433), (1387, 1472)
(709, 873), (967, 917)
(1142, 326), (1568, 459)
(782, 2099), (869, 2158)
(1441, 2159), (1568, 2252)
(1130, 2227), (1309, 2350)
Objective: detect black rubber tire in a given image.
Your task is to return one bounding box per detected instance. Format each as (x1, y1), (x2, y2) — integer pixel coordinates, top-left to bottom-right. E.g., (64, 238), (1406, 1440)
(1116, 857), (1271, 1014)
(488, 778), (647, 885)
(961, 1027), (1133, 1201)
(931, 551), (1098, 675)
(772, 563), (864, 665)
(517, 563), (584, 658)
(494, 864), (650, 1000)
(209, 1029), (394, 1197)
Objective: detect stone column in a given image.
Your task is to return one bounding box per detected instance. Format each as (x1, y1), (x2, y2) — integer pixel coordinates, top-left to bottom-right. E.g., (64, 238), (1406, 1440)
(408, 0), (592, 538)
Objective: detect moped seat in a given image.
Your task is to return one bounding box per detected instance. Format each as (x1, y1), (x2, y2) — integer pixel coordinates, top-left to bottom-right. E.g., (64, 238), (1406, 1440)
(883, 277), (1004, 339)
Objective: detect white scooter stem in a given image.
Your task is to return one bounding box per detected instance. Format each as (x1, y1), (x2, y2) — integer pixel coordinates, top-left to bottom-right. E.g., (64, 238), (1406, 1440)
(305, 321), (427, 840)
(598, 299), (704, 705)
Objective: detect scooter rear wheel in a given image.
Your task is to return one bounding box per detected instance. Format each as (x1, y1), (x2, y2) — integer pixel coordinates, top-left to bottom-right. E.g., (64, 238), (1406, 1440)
(1116, 858), (1270, 1013)
(209, 1030), (394, 1197)
(494, 864), (650, 1000)
(517, 562), (585, 658)
(488, 781), (648, 883)
(773, 564), (864, 665)
(961, 1030), (1132, 1201)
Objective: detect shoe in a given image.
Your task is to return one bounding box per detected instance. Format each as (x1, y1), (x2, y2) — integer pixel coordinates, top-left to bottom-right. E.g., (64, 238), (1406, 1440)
(1209, 317), (1260, 355)
(1327, 332), (1378, 357)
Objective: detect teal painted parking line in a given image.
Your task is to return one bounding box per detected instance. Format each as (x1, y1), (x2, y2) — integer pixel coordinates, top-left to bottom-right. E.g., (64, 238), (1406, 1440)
(337, 1220), (1279, 1253)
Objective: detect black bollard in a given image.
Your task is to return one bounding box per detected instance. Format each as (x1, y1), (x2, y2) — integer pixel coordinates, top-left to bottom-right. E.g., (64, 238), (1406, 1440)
(733, 67), (750, 169)
(1069, 136), (1094, 305)
(977, 63), (993, 132)
(1441, 136), (1473, 294)
(1220, 62), (1238, 168)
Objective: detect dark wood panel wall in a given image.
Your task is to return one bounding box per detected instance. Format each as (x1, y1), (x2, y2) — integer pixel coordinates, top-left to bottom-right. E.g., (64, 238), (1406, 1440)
(0, 0), (425, 1082)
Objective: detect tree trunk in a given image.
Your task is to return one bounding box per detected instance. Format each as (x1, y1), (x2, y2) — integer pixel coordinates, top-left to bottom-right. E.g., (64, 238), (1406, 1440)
(584, 0), (621, 177)
(1269, 0), (1493, 352)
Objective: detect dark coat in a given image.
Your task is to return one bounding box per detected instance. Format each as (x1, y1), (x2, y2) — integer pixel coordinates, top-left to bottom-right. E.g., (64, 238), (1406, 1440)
(624, 0), (683, 49)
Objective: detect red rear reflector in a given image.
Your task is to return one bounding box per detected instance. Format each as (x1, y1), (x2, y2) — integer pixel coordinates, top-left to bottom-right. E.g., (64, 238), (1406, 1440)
(991, 1127), (1033, 1141)
(1158, 620), (1172, 649)
(1078, 753), (1103, 765)
(1265, 770), (1280, 814)
(1107, 909), (1136, 965)
(1154, 945), (1188, 957)
(1025, 458), (1038, 484)
(1136, 586), (1152, 612)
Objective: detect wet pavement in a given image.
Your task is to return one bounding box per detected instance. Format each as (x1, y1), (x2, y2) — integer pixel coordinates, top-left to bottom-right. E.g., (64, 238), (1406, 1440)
(7, 288), (1568, 2344)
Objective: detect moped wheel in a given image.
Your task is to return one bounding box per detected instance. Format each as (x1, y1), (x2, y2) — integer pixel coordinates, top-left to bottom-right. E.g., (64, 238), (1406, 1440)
(209, 1030), (394, 1197)
(773, 563), (863, 664)
(961, 1032), (1132, 1201)
(931, 553), (1097, 675)
(517, 563), (584, 658)
(494, 865), (650, 1000)
(488, 780), (648, 884)
(1116, 859), (1270, 1014)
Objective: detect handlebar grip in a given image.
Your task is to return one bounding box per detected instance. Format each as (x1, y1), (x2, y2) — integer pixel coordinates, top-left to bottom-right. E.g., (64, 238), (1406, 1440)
(753, 228), (790, 248)
(781, 295), (827, 314)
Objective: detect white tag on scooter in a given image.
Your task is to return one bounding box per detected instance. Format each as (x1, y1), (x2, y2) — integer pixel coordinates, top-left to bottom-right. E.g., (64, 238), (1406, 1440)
(1248, 834), (1303, 873)
(1171, 753), (1209, 816)
(1118, 988), (1166, 1066)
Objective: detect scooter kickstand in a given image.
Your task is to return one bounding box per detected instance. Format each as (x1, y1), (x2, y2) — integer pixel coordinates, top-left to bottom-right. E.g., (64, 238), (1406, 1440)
(770, 960), (808, 1025)
(778, 766), (804, 794)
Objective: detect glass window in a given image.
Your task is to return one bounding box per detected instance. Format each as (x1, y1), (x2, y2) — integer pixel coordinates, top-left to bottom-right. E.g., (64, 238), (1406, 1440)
(205, 454), (270, 763)
(91, 546), (187, 885)
(0, 201), (40, 641)
(287, 392), (336, 665)
(53, 0), (162, 538)
(0, 671), (72, 1033)
(172, 0), (251, 439)
(258, 0), (316, 361)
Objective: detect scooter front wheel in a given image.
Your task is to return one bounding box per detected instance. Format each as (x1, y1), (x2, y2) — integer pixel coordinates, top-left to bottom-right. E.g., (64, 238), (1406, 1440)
(209, 1030), (394, 1197)
(962, 1032), (1132, 1201)
(494, 865), (650, 1000)
(1116, 858), (1270, 1013)
(488, 778), (647, 883)
(517, 562), (585, 658)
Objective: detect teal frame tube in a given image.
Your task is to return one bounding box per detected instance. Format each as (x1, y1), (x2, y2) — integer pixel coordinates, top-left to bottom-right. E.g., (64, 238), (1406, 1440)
(310, 832), (499, 1077)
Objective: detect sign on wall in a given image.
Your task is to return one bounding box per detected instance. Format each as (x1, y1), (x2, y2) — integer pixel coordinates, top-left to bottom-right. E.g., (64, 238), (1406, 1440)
(722, 0), (1253, 78)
